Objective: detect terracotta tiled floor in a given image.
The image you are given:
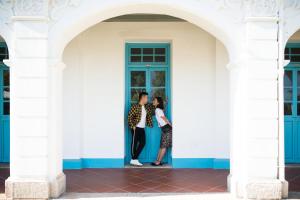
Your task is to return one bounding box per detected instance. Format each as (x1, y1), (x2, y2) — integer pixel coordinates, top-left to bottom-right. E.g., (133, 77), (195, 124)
(65, 168), (229, 193)
(285, 166), (300, 192)
(0, 167), (300, 193)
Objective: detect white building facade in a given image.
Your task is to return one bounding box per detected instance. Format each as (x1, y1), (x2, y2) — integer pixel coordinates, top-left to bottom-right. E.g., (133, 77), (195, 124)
(0, 0), (300, 199)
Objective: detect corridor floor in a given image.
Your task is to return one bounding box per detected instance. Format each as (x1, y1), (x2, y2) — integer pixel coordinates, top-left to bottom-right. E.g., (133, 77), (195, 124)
(0, 167), (300, 193)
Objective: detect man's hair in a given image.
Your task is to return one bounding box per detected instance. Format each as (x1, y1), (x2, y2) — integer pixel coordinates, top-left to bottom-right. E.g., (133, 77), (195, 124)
(139, 92), (148, 102)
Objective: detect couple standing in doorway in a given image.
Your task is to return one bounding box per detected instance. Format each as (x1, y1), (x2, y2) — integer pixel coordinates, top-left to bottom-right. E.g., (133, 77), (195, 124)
(128, 92), (172, 166)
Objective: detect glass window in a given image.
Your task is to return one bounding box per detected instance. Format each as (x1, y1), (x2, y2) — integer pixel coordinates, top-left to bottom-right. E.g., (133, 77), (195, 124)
(291, 56), (300, 62)
(284, 71), (293, 87)
(3, 102), (9, 115)
(151, 71), (165, 87)
(143, 56), (153, 62)
(131, 48), (141, 54)
(143, 48), (153, 54)
(155, 48), (165, 55)
(155, 56), (165, 62)
(131, 71), (146, 87)
(291, 48), (300, 54)
(3, 70), (9, 86)
(131, 88), (146, 102)
(285, 88), (293, 101)
(151, 88), (166, 101)
(284, 103), (292, 115)
(131, 56), (141, 62)
(285, 48), (289, 54)
(129, 46), (167, 64)
(3, 88), (9, 100)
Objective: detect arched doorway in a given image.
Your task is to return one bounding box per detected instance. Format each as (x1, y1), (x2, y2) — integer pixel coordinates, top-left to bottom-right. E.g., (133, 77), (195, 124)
(0, 35), (10, 193)
(46, 0), (240, 196)
(60, 13), (231, 192)
(283, 29), (300, 192)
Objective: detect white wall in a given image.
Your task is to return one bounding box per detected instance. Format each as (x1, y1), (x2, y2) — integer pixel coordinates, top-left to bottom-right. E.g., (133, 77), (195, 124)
(62, 22), (229, 160)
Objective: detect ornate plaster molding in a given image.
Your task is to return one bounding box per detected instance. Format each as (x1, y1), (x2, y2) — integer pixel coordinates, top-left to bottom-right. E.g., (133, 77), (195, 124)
(217, 0), (279, 20)
(0, 0), (81, 23)
(49, 0), (80, 20)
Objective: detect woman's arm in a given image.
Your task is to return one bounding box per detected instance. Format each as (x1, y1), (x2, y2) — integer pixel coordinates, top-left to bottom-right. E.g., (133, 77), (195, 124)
(161, 116), (171, 126)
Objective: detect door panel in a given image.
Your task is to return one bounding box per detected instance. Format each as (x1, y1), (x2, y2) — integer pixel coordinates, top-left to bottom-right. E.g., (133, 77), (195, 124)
(0, 65), (10, 163)
(284, 67), (300, 163)
(126, 43), (170, 164)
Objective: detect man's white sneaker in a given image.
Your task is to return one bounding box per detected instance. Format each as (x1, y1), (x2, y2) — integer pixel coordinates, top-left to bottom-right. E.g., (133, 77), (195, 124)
(130, 159), (143, 166)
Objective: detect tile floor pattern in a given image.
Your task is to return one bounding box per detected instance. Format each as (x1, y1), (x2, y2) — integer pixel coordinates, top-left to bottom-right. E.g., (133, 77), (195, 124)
(0, 167), (299, 193)
(65, 168), (229, 193)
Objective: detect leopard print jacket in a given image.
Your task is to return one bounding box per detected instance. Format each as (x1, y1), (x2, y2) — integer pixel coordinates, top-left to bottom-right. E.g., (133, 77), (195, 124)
(128, 103), (155, 129)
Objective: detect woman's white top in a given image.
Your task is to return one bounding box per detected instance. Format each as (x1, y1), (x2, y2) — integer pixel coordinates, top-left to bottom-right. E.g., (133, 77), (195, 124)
(155, 108), (167, 127)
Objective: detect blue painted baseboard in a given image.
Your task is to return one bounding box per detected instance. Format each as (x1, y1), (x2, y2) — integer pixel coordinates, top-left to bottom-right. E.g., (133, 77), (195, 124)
(172, 158), (230, 169)
(63, 158), (229, 169)
(63, 158), (124, 169)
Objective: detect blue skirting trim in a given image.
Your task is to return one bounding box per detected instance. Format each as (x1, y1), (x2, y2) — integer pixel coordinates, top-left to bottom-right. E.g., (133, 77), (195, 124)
(172, 158), (230, 169)
(63, 158), (124, 169)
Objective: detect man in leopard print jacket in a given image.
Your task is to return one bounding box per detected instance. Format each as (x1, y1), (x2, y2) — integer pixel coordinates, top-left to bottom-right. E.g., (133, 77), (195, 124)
(127, 92), (155, 166)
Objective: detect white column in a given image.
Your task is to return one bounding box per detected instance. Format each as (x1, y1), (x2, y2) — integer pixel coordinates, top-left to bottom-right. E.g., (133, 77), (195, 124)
(48, 60), (66, 198)
(5, 17), (50, 199)
(237, 16), (284, 199)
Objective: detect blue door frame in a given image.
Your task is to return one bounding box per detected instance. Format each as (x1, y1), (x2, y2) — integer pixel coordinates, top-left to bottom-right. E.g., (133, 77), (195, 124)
(284, 43), (300, 163)
(0, 42), (10, 163)
(125, 43), (172, 164)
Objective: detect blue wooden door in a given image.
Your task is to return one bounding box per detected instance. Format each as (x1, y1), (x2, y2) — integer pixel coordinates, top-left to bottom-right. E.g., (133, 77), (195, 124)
(284, 44), (300, 163)
(0, 43), (10, 163)
(125, 43), (171, 164)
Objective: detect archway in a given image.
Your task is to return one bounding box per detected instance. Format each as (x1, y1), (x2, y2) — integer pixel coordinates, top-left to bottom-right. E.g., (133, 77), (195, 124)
(0, 35), (10, 193)
(283, 29), (300, 193)
(60, 13), (231, 192)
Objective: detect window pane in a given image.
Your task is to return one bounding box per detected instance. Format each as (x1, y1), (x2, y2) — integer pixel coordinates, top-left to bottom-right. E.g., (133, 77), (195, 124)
(3, 70), (9, 86)
(3, 88), (9, 100)
(143, 56), (153, 62)
(284, 71), (293, 87)
(131, 48), (141, 54)
(143, 48), (153, 54)
(284, 103), (292, 115)
(151, 71), (165, 87)
(3, 102), (9, 115)
(285, 88), (293, 101)
(285, 55), (290, 60)
(155, 48), (165, 55)
(151, 88), (166, 100)
(131, 71), (146, 87)
(285, 48), (289, 54)
(298, 103), (300, 116)
(155, 56), (165, 62)
(130, 56), (141, 62)
(0, 54), (5, 62)
(291, 56), (300, 62)
(291, 48), (300, 54)
(131, 88), (146, 102)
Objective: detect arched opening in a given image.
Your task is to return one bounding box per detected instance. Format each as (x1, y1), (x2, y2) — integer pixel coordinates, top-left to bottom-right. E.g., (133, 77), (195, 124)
(61, 14), (230, 193)
(284, 29), (300, 193)
(0, 35), (10, 193)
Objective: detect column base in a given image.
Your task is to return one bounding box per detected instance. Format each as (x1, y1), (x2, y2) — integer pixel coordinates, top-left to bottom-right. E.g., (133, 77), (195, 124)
(245, 178), (282, 199)
(50, 173), (66, 198)
(5, 177), (49, 200)
(281, 180), (289, 198)
(228, 176), (287, 199)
